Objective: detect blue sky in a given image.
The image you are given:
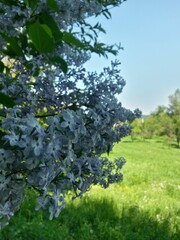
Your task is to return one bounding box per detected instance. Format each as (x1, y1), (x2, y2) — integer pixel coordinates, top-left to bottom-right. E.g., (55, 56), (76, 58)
(85, 0), (180, 115)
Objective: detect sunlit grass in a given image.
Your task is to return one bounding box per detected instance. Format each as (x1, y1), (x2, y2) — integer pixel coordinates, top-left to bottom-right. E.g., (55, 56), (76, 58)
(1, 137), (180, 240)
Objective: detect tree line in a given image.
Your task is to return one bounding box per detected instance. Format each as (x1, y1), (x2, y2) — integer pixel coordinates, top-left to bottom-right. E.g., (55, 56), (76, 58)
(131, 89), (180, 147)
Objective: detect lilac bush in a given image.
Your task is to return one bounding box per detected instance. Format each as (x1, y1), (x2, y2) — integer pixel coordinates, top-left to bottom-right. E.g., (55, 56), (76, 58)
(0, 0), (140, 227)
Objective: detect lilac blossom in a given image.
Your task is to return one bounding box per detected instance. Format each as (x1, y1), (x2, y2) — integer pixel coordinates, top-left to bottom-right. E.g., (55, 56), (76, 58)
(0, 0), (140, 227)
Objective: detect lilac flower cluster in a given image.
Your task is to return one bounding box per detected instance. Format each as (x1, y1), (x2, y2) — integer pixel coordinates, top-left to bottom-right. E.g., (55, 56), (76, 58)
(0, 0), (140, 227)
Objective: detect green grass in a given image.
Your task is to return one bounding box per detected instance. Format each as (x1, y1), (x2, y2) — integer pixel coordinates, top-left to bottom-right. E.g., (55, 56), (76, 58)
(1, 138), (180, 240)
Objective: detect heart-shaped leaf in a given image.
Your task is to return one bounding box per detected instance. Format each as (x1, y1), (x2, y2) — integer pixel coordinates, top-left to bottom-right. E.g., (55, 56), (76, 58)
(28, 21), (55, 53)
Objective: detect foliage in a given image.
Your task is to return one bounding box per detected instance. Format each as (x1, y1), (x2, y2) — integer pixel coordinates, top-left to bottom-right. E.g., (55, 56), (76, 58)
(168, 89), (180, 147)
(130, 119), (142, 139)
(0, 0), (141, 227)
(1, 138), (180, 239)
(150, 106), (174, 138)
(131, 89), (180, 145)
(131, 116), (158, 140)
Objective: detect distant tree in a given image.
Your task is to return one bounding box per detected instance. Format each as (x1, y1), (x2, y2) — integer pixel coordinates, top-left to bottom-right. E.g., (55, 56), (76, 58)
(132, 117), (154, 140)
(168, 89), (180, 147)
(151, 106), (174, 138)
(142, 115), (157, 139)
(131, 118), (142, 140)
(153, 105), (167, 116)
(131, 89), (180, 146)
(0, 0), (141, 227)
(131, 105), (175, 141)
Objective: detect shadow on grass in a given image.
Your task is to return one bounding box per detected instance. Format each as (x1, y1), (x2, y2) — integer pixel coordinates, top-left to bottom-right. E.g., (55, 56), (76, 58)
(169, 143), (180, 149)
(1, 193), (179, 240)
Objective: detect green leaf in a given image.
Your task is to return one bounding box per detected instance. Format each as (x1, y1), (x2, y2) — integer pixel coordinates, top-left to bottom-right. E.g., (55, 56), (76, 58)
(101, 9), (112, 19)
(0, 129), (6, 148)
(93, 22), (106, 34)
(28, 21), (55, 53)
(0, 61), (4, 73)
(39, 12), (63, 43)
(2, 48), (18, 58)
(25, 0), (38, 10)
(19, 34), (28, 49)
(51, 56), (68, 74)
(0, 33), (24, 57)
(62, 32), (85, 48)
(47, 0), (59, 12)
(0, 93), (15, 108)
(0, 0), (17, 5)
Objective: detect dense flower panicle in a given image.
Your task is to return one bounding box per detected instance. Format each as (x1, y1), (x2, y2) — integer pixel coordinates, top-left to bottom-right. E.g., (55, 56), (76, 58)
(0, 0), (140, 227)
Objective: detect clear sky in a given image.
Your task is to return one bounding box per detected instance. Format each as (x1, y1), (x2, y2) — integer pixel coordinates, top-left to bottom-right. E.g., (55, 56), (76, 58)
(85, 0), (180, 115)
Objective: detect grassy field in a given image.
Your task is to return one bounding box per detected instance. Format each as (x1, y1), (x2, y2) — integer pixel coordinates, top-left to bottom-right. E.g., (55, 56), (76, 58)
(0, 138), (180, 240)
